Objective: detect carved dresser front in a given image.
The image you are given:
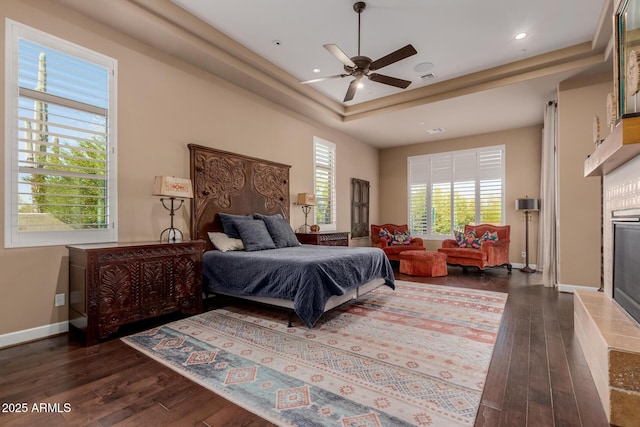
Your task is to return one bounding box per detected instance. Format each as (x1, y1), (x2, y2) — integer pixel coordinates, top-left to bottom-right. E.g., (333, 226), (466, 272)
(295, 231), (350, 246)
(67, 240), (204, 345)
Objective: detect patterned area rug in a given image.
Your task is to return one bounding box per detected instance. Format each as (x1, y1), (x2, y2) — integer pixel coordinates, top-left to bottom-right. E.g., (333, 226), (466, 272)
(122, 280), (507, 426)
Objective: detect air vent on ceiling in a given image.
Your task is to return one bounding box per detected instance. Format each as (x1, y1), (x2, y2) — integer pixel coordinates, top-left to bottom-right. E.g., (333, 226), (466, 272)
(427, 127), (445, 134)
(420, 73), (437, 81)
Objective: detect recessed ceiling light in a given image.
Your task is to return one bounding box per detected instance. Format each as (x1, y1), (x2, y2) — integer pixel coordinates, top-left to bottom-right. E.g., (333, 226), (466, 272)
(272, 40), (282, 46)
(515, 32), (527, 40)
(312, 68), (321, 73)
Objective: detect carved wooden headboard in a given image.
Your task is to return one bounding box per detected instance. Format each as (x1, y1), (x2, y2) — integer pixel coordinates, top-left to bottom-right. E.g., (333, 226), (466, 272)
(188, 144), (291, 250)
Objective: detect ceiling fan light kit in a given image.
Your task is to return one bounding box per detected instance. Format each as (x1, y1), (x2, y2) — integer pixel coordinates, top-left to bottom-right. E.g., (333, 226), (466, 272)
(301, 1), (418, 102)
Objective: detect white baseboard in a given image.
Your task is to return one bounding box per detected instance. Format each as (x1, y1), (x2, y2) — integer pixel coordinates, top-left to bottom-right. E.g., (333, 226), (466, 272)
(557, 284), (601, 294)
(0, 321), (68, 349)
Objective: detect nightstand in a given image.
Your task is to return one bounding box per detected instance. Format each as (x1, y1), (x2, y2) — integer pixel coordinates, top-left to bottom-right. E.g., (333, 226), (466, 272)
(67, 240), (205, 345)
(296, 231), (349, 246)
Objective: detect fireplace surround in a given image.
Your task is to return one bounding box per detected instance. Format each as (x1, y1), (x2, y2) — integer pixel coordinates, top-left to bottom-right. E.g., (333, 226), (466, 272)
(613, 221), (640, 325)
(575, 152), (640, 427)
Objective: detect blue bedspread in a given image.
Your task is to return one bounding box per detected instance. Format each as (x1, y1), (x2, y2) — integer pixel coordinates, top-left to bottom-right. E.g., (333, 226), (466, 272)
(202, 245), (394, 327)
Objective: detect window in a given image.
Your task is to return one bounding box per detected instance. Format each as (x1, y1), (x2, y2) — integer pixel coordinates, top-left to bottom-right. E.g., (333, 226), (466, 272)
(408, 145), (505, 239)
(4, 20), (117, 247)
(314, 137), (336, 231)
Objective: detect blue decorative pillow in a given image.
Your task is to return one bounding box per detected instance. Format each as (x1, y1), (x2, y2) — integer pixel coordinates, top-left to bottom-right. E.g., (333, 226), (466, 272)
(218, 213), (253, 239)
(254, 213), (300, 248)
(234, 219), (276, 251)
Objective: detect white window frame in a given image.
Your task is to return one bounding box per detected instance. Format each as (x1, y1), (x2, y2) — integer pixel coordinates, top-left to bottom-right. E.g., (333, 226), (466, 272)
(313, 137), (336, 231)
(4, 19), (118, 248)
(407, 145), (505, 240)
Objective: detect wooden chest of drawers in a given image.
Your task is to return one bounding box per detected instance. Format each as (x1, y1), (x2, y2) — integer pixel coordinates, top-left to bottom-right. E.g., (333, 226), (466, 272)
(67, 240), (205, 345)
(296, 231), (349, 246)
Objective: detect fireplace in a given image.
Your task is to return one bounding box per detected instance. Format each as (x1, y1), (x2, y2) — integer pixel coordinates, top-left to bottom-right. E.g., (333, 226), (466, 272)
(613, 221), (640, 325)
(573, 154), (640, 427)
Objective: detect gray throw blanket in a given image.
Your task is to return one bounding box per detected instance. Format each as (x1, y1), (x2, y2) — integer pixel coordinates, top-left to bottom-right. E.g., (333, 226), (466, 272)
(202, 245), (394, 327)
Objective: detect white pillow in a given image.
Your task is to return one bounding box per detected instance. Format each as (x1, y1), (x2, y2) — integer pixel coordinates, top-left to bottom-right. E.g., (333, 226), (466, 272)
(208, 232), (244, 252)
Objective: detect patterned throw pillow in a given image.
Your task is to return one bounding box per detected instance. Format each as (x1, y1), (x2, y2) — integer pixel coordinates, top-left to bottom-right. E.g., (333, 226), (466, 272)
(482, 231), (499, 243)
(390, 230), (412, 245)
(378, 228), (392, 245)
(456, 230), (483, 249)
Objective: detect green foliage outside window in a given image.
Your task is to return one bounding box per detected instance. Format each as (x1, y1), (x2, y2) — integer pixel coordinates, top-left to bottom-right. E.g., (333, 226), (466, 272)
(410, 185), (502, 236)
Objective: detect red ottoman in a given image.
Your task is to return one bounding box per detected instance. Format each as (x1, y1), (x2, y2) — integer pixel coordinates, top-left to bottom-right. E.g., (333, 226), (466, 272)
(399, 250), (448, 277)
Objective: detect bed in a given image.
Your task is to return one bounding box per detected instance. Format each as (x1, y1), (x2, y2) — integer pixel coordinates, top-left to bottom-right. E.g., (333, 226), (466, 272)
(188, 144), (394, 327)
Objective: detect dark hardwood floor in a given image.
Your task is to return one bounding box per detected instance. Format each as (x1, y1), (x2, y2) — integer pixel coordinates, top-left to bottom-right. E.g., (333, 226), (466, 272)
(0, 266), (609, 426)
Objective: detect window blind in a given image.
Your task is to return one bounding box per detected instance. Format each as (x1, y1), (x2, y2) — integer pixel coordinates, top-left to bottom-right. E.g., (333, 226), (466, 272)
(17, 40), (110, 231)
(314, 138), (336, 229)
(408, 145), (505, 238)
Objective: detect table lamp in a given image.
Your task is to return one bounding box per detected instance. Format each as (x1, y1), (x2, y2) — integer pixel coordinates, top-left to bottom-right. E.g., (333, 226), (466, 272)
(153, 176), (193, 242)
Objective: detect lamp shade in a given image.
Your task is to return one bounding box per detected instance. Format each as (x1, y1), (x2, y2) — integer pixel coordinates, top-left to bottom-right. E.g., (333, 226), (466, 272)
(515, 198), (540, 211)
(152, 176), (193, 198)
(297, 193), (316, 206)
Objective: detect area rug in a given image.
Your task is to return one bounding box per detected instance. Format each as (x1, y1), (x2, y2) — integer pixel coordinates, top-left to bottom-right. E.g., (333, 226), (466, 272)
(122, 280), (507, 426)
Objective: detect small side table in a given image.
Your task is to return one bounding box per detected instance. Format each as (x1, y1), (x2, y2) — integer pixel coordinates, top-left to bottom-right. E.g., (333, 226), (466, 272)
(296, 231), (349, 246)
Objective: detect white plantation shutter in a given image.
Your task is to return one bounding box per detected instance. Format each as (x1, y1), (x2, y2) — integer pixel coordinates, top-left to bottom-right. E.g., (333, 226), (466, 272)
(5, 20), (117, 247)
(314, 137), (336, 230)
(452, 153), (476, 230)
(408, 145), (505, 238)
(479, 150), (504, 223)
(431, 155), (452, 235)
(408, 156), (429, 235)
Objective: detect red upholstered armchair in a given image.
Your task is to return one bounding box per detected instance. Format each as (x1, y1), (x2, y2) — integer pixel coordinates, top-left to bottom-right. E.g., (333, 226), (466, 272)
(438, 224), (512, 273)
(371, 224), (425, 261)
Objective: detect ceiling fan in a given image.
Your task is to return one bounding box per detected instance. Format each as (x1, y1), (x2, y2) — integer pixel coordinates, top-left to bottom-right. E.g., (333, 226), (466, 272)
(301, 1), (417, 102)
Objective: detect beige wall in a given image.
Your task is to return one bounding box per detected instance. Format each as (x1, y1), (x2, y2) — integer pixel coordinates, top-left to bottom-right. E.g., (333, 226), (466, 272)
(379, 125), (543, 264)
(0, 1), (380, 337)
(557, 74), (611, 288)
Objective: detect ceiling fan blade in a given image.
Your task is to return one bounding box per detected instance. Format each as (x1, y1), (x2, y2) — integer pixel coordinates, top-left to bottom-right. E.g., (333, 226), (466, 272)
(368, 73), (412, 89)
(301, 74), (347, 84)
(323, 44), (356, 68)
(343, 78), (359, 102)
(369, 44), (418, 71)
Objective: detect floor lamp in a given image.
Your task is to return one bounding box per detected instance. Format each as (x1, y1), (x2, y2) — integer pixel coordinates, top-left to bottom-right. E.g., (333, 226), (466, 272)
(516, 198), (540, 273)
